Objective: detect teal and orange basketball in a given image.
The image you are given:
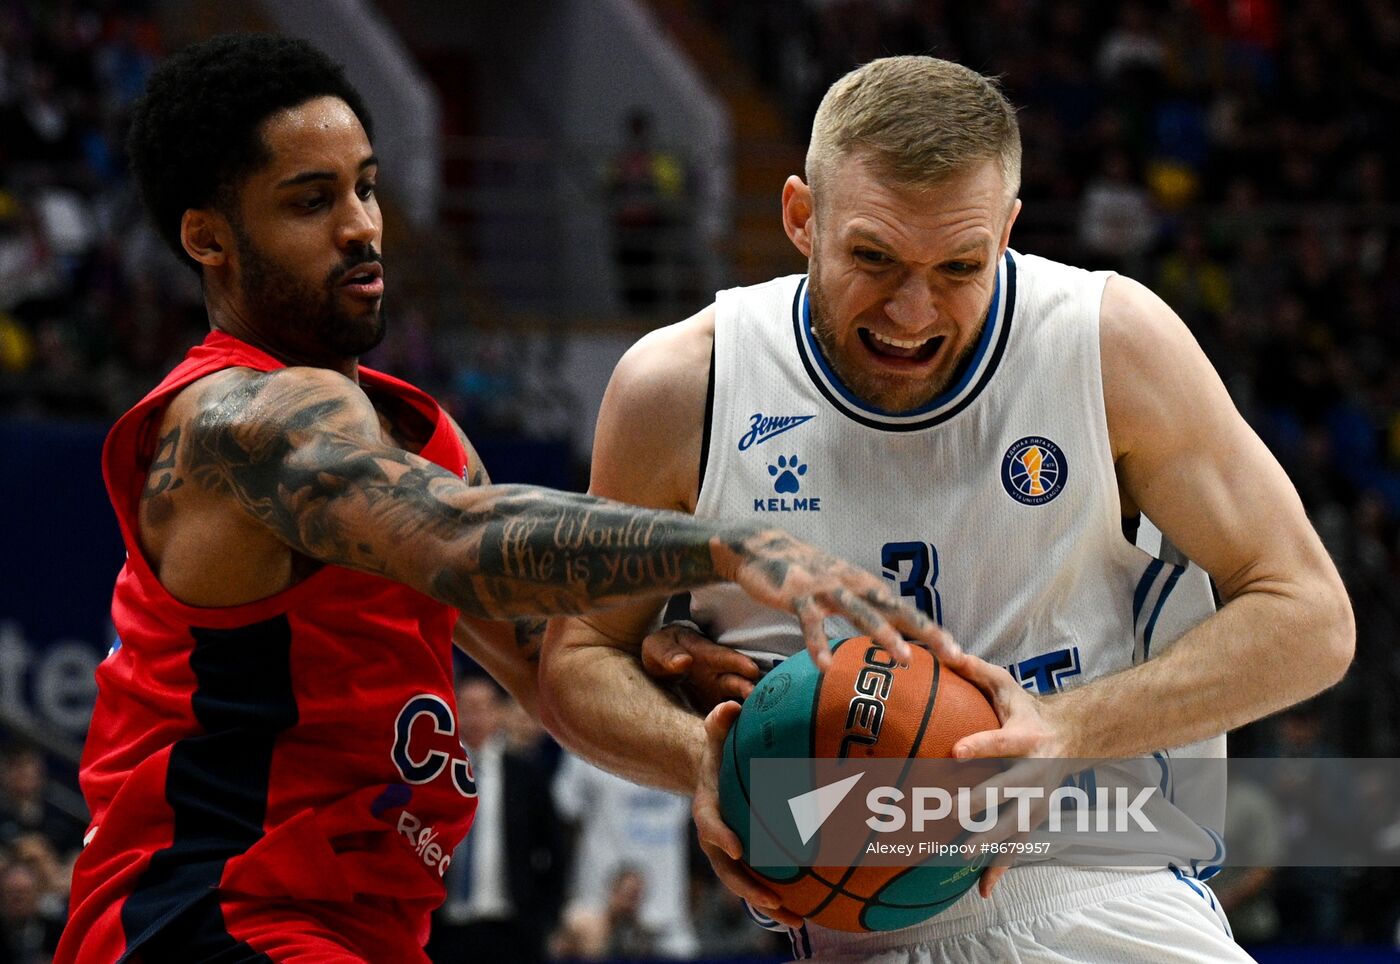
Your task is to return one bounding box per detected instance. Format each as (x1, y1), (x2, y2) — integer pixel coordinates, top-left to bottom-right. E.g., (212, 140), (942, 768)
(718, 637), (1000, 932)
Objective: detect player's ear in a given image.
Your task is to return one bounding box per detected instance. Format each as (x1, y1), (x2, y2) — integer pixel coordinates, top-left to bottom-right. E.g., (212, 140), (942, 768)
(782, 176), (815, 259)
(180, 208), (230, 269)
(998, 197), (1022, 256)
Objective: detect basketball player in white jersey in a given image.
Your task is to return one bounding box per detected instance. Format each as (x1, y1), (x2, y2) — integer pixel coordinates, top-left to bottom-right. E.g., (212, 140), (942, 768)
(539, 56), (1353, 960)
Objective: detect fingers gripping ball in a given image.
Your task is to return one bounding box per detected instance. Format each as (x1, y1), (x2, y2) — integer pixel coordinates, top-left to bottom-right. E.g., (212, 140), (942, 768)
(718, 637), (999, 932)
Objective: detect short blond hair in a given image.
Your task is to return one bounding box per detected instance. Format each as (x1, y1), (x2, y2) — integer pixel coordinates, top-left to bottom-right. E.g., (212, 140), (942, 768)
(807, 56), (1021, 201)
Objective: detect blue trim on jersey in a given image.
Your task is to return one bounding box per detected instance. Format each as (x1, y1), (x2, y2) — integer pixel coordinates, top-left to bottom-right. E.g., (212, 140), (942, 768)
(1195, 826), (1227, 880)
(743, 899), (786, 932)
(790, 251), (1017, 431)
(1143, 563), (1185, 659)
(784, 923), (813, 960)
(1171, 864), (1207, 900)
(1166, 787), (1228, 893)
(121, 617), (297, 962)
(800, 258), (1001, 416)
(1152, 750), (1172, 801)
(1174, 862), (1232, 939)
(745, 897), (810, 958)
(1132, 558), (1165, 628)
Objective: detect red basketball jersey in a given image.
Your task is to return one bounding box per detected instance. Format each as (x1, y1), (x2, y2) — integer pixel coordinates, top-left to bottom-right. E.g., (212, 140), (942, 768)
(58, 332), (477, 962)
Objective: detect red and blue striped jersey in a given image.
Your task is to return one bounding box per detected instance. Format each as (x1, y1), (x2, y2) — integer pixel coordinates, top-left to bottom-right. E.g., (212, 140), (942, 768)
(59, 331), (476, 962)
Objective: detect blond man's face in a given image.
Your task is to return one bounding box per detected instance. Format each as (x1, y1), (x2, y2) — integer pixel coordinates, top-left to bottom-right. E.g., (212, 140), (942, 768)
(789, 155), (1019, 413)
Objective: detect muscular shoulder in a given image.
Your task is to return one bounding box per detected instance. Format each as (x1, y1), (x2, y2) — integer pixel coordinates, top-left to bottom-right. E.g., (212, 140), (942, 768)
(145, 366), (379, 496)
(1099, 274), (1240, 494)
(608, 306), (714, 409)
(591, 305), (714, 511)
(138, 365), (384, 602)
(1098, 275), (1194, 381)
(182, 365), (380, 442)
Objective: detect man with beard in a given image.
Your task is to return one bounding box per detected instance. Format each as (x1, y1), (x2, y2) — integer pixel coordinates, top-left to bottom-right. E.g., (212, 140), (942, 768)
(55, 37), (954, 964)
(540, 56), (1353, 960)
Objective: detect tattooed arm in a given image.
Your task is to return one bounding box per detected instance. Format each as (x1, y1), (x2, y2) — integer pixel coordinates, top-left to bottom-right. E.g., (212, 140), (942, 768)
(440, 414), (548, 714)
(186, 366), (951, 660)
(445, 415), (755, 719)
(539, 312), (731, 793)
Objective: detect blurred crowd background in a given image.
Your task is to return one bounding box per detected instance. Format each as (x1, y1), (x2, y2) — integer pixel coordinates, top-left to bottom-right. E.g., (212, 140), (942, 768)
(3, 0), (1400, 960)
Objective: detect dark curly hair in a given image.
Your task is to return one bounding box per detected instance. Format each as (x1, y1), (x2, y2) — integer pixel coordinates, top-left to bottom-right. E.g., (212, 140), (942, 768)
(127, 34), (375, 271)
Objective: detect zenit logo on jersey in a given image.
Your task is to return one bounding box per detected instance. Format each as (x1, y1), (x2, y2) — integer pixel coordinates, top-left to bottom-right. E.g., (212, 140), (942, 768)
(738, 413), (815, 451)
(1001, 436), (1067, 506)
(754, 454), (821, 512)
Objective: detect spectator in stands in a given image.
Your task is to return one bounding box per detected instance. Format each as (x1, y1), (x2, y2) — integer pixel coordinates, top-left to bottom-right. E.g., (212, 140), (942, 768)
(429, 677), (564, 964)
(552, 752), (697, 958)
(0, 194), (62, 320)
(1078, 148), (1157, 272)
(606, 109), (687, 313)
(7, 835), (68, 923)
(0, 858), (63, 964)
(1267, 706), (1351, 942)
(550, 864), (660, 961)
(1156, 221), (1232, 329)
(0, 747), (84, 857)
(688, 860), (782, 958)
(500, 680), (555, 765)
(1096, 1), (1166, 84)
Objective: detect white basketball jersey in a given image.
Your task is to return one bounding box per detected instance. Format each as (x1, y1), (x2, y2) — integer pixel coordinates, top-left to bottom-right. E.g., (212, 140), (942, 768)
(692, 251), (1223, 755)
(694, 251), (1231, 954)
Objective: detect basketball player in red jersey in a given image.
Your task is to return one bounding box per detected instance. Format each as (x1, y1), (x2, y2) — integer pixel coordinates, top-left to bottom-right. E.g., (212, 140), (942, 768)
(54, 36), (956, 964)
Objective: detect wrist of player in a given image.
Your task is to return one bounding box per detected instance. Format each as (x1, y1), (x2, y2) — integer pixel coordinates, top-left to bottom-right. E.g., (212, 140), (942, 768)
(1030, 693), (1082, 757)
(681, 728), (709, 789)
(708, 525), (775, 583)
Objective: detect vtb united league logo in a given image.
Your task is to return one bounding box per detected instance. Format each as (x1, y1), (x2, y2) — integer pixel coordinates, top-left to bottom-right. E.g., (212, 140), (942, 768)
(754, 454), (821, 513)
(1001, 436), (1067, 506)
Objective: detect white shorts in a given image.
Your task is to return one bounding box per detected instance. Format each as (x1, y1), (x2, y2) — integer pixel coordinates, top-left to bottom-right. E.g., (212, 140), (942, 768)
(786, 866), (1253, 962)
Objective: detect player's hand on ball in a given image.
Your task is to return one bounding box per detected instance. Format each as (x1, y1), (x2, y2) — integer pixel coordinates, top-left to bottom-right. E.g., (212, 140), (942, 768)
(949, 654), (1070, 761)
(721, 529), (962, 671)
(693, 701), (804, 929)
(640, 622), (760, 711)
(946, 653), (1076, 897)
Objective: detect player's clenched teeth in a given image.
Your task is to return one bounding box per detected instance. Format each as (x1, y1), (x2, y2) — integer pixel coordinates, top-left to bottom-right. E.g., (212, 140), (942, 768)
(860, 329), (944, 361)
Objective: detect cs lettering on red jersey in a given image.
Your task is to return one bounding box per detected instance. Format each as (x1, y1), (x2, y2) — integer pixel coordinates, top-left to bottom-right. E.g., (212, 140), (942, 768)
(390, 694), (477, 797)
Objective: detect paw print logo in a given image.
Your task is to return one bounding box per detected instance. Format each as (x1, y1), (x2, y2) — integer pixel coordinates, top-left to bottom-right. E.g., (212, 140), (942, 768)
(768, 455), (808, 494)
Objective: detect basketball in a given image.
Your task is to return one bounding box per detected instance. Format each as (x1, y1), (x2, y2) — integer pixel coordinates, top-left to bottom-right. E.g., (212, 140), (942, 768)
(718, 636), (1000, 932)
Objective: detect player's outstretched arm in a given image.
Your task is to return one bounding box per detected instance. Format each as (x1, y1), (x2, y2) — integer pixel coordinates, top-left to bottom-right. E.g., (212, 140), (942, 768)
(183, 365), (946, 657)
(437, 420), (749, 719)
(541, 312), (746, 792)
(428, 417), (550, 715)
(953, 275), (1354, 763)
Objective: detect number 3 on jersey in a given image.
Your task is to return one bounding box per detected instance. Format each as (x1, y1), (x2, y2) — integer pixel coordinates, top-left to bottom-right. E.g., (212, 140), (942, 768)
(881, 542), (943, 625)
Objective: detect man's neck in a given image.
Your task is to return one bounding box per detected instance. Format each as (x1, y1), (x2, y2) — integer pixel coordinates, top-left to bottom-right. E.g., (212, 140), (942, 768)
(214, 323), (361, 381)
(203, 277), (360, 379)
(206, 309), (359, 383)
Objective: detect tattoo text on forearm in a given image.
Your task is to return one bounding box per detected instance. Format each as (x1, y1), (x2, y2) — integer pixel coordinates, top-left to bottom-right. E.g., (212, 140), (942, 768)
(182, 376), (735, 619)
